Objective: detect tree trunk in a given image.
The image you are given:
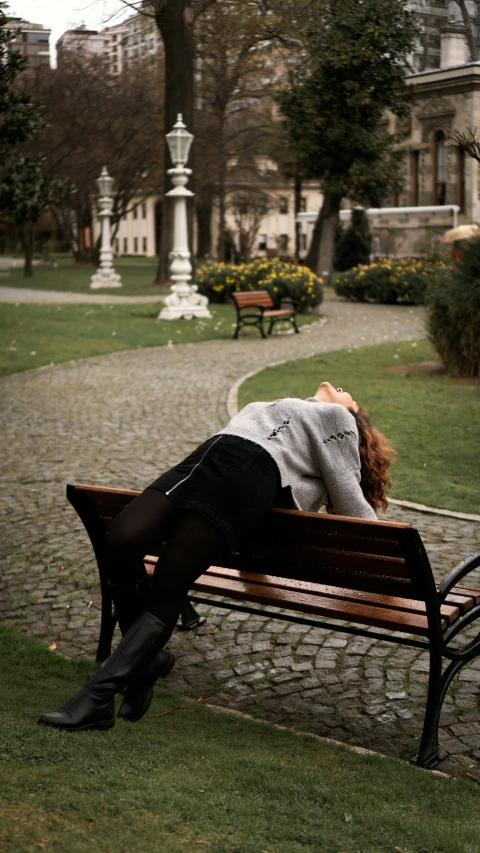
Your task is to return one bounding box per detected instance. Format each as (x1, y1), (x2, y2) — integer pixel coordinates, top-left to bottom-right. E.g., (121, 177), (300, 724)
(154, 0), (195, 283)
(196, 193), (213, 258)
(294, 169), (302, 262)
(454, 0), (478, 61)
(217, 160), (227, 261)
(21, 222), (35, 277)
(305, 193), (342, 281)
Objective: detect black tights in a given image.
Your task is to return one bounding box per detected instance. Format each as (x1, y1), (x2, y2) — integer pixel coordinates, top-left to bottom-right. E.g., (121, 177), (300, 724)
(102, 488), (228, 632)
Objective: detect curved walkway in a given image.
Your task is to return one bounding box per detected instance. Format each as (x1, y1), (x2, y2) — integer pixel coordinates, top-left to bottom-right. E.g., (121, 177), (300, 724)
(1, 295), (479, 775)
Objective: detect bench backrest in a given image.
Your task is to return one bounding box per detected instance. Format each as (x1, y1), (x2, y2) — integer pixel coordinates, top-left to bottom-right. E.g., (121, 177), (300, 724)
(231, 290), (273, 309)
(68, 484), (436, 607)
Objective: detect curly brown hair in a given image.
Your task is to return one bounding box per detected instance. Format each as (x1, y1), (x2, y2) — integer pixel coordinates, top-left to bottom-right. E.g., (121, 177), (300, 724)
(325, 407), (396, 515)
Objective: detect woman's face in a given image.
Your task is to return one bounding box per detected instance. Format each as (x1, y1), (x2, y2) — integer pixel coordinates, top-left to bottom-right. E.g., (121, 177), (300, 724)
(314, 381), (358, 412)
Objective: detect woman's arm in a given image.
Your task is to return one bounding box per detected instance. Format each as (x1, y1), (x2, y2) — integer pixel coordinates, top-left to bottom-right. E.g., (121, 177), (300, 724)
(322, 468), (377, 520)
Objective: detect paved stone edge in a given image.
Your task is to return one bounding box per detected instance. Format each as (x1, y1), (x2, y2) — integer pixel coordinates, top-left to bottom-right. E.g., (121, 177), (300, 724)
(227, 357), (480, 523)
(202, 701), (450, 778)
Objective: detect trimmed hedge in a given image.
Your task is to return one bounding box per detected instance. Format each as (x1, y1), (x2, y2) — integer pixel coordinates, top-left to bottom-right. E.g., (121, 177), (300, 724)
(426, 236), (480, 377)
(334, 257), (448, 305)
(195, 258), (324, 312)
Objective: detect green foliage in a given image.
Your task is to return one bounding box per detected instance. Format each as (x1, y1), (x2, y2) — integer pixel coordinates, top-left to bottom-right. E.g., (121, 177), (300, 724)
(334, 258), (448, 305)
(195, 258), (324, 311)
(334, 208), (372, 271)
(276, 0), (419, 206)
(238, 339), (480, 515)
(426, 235), (480, 376)
(0, 155), (72, 227)
(0, 11), (43, 167)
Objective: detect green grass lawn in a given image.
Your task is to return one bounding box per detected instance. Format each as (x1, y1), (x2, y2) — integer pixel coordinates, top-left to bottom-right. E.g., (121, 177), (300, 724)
(0, 302), (317, 377)
(1, 626), (479, 853)
(238, 339), (480, 515)
(0, 256), (165, 297)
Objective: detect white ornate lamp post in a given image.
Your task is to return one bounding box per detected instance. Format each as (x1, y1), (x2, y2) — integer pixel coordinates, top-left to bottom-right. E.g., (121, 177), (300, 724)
(159, 114), (211, 319)
(90, 167), (122, 290)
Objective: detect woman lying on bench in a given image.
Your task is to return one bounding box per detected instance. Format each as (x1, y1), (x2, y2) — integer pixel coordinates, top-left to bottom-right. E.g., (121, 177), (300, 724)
(39, 382), (394, 732)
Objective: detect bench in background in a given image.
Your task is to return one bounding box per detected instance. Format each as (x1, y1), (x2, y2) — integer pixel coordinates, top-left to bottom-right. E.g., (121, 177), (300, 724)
(67, 482), (480, 769)
(231, 290), (299, 339)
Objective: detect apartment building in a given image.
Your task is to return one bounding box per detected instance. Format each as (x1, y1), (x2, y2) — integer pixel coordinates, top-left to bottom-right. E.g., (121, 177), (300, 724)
(6, 17), (51, 65)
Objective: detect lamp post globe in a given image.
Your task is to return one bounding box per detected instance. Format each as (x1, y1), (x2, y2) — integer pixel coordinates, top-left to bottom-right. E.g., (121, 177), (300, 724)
(159, 115), (211, 320)
(90, 166), (122, 290)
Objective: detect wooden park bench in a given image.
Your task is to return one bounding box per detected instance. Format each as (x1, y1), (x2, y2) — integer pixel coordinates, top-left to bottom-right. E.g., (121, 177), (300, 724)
(67, 482), (480, 769)
(231, 290), (299, 339)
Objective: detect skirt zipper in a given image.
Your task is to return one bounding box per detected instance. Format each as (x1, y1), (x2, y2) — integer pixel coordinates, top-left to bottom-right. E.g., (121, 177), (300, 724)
(166, 435), (223, 496)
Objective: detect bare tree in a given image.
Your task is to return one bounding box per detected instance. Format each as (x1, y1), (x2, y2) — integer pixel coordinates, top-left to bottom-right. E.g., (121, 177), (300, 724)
(229, 187), (275, 260)
(451, 126), (480, 161)
(20, 52), (164, 262)
(453, 0), (478, 62)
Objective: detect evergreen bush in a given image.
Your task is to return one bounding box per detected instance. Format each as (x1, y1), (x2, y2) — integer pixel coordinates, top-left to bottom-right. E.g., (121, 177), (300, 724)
(426, 236), (480, 376)
(195, 259), (324, 312)
(334, 258), (447, 304)
(334, 208), (371, 271)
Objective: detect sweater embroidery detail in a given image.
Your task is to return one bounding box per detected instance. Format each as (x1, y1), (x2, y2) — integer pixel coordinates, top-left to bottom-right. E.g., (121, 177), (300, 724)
(323, 430), (356, 444)
(267, 418), (291, 440)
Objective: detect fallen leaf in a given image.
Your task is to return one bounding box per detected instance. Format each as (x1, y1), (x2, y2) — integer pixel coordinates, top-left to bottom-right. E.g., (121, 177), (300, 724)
(48, 641), (57, 651)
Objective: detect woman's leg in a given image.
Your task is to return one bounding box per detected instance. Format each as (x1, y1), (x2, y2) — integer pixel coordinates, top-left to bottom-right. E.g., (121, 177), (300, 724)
(145, 509), (229, 632)
(101, 488), (180, 633)
(38, 503), (228, 731)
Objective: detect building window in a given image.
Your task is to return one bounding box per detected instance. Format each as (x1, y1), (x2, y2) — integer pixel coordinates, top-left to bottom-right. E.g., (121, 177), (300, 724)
(133, 205), (138, 220)
(114, 238), (119, 253)
(258, 234), (267, 250)
(142, 236), (147, 253)
(134, 237), (138, 253)
(411, 150), (420, 206)
(279, 196), (288, 214)
(279, 234), (289, 252)
(457, 147), (465, 212)
(299, 197), (307, 212)
(301, 233), (307, 251)
(433, 130), (446, 205)
(123, 237), (128, 253)
(142, 202), (147, 219)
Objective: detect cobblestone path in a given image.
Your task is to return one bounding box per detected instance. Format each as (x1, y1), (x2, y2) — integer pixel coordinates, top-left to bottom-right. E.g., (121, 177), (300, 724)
(1, 295), (479, 775)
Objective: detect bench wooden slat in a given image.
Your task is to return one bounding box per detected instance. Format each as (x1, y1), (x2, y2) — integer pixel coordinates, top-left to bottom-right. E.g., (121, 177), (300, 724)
(190, 572), (438, 635)
(203, 566), (462, 625)
(246, 542), (410, 579)
(256, 507), (410, 541)
(143, 552), (416, 598)
(232, 291), (273, 308)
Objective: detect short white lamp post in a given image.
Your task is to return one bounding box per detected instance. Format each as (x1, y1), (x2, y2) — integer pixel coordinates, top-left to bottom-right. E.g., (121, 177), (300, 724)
(90, 166), (122, 289)
(159, 114), (211, 319)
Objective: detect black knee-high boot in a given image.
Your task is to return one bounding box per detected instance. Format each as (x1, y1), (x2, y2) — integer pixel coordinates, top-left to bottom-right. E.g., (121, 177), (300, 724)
(109, 578), (175, 723)
(38, 612), (171, 731)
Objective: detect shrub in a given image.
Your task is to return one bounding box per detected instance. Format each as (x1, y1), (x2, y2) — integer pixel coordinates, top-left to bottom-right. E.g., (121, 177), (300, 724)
(195, 258), (324, 312)
(426, 236), (480, 376)
(334, 208), (371, 271)
(334, 257), (447, 305)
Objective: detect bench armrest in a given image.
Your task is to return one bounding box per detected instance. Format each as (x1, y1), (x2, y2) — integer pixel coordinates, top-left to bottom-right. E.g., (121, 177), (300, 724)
(279, 296), (299, 308)
(437, 550), (480, 602)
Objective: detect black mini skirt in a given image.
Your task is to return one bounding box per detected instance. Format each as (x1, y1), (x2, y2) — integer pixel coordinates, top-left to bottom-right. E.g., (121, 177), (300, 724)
(148, 434), (285, 551)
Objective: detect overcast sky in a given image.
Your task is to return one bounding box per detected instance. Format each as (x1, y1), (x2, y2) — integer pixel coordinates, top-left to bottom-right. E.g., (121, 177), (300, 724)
(9, 0), (131, 61)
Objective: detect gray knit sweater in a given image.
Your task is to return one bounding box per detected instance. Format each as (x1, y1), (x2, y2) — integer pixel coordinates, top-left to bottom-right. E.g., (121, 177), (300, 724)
(217, 397), (377, 519)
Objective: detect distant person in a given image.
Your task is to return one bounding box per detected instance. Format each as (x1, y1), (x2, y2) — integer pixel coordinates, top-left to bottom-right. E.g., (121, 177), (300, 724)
(39, 382), (394, 732)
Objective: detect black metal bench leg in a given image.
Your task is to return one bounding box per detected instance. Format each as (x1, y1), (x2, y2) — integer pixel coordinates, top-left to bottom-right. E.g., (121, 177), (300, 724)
(96, 579), (117, 663)
(414, 649), (448, 769)
(292, 315), (300, 333)
(177, 598), (207, 630)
